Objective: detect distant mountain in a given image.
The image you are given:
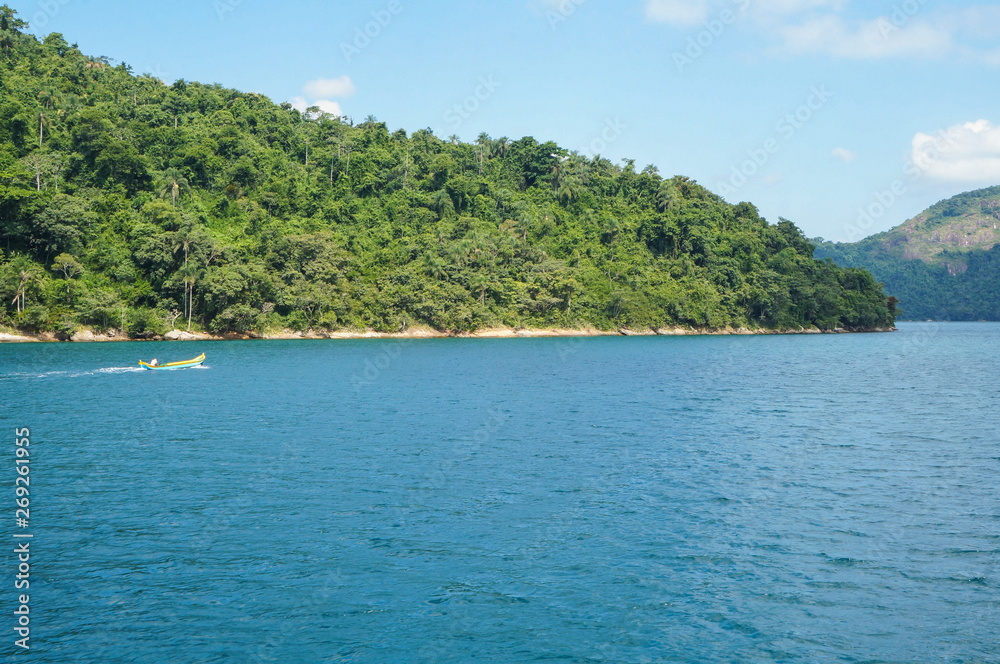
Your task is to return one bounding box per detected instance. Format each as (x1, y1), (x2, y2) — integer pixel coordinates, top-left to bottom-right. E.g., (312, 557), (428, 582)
(815, 186), (1000, 320)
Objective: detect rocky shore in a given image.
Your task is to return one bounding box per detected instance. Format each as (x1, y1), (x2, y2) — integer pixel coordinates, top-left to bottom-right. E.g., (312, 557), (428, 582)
(0, 325), (896, 343)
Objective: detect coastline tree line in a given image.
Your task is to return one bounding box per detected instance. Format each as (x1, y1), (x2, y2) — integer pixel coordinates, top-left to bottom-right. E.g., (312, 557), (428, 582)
(0, 7), (896, 338)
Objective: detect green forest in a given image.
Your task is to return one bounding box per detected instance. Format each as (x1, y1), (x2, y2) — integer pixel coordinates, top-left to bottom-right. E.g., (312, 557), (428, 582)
(0, 7), (895, 339)
(813, 243), (1000, 321)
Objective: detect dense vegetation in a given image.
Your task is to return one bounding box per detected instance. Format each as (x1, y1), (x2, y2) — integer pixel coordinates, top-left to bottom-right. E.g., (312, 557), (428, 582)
(0, 8), (895, 338)
(815, 187), (1000, 321)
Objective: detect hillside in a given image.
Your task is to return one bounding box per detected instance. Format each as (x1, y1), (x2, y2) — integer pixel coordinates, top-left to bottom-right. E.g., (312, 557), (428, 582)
(0, 7), (896, 339)
(815, 186), (1000, 320)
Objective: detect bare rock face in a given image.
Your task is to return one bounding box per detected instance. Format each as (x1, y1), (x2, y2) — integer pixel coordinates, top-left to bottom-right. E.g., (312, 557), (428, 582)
(0, 332), (34, 342)
(164, 330), (211, 341)
(71, 330), (96, 342)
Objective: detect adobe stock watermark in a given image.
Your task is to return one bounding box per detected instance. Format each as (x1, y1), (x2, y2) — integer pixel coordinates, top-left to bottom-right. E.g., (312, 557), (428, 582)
(554, 335), (587, 361)
(546, 0), (587, 30)
(876, 0), (930, 39)
(716, 85), (834, 197)
(579, 118), (627, 158)
(340, 0), (404, 63)
(13, 427), (33, 652)
(424, 407), (510, 490)
(350, 340), (413, 390)
(444, 76), (501, 129)
(213, 0), (244, 21)
(673, 0), (751, 73)
(245, 569), (346, 663)
(842, 126), (960, 241)
(30, 0), (71, 30)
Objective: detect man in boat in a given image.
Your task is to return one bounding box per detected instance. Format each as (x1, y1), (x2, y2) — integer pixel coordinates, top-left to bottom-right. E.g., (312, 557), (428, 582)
(150, 359), (158, 366)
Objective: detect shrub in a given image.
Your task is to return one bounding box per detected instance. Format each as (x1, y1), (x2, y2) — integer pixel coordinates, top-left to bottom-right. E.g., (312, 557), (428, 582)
(210, 304), (260, 333)
(126, 307), (166, 338)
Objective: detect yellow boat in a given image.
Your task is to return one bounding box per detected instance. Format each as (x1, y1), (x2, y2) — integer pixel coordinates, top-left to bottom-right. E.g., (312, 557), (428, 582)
(139, 353), (206, 371)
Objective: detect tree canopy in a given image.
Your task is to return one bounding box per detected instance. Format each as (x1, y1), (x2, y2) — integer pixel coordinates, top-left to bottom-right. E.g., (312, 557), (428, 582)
(0, 7), (896, 338)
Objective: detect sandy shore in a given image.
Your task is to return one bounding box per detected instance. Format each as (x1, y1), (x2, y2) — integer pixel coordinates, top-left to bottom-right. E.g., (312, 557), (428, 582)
(0, 325), (896, 343)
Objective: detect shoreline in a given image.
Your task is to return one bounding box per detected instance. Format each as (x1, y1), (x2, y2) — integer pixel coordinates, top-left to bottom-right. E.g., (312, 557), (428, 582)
(1, 325), (897, 344)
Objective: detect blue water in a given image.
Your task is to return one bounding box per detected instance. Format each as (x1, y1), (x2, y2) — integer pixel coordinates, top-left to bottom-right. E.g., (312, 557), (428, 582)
(1, 323), (998, 663)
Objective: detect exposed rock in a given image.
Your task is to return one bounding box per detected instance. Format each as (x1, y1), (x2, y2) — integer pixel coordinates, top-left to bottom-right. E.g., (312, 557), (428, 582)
(164, 329), (211, 341)
(71, 330), (96, 342)
(0, 332), (34, 343)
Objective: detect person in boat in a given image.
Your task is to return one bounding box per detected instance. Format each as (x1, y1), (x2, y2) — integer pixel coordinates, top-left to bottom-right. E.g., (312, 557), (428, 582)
(150, 359), (158, 366)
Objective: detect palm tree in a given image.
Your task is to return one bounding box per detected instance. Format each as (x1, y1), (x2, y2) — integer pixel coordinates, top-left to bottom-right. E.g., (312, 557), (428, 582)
(14, 269), (30, 313)
(430, 189), (454, 220)
(601, 218), (621, 246)
(341, 141), (354, 179)
(9, 258), (38, 314)
(515, 214), (531, 242)
(468, 273), (490, 305)
(447, 240), (470, 267)
(557, 175), (581, 204)
(0, 32), (13, 58)
(476, 133), (492, 175)
(549, 161), (564, 193)
(423, 253), (449, 281)
(466, 228), (488, 256)
(158, 168), (191, 208)
(177, 263), (199, 331)
(172, 225), (199, 267)
(37, 88), (61, 110)
(327, 136), (342, 185)
(171, 225), (202, 324)
(496, 137), (510, 159)
(656, 180), (679, 212)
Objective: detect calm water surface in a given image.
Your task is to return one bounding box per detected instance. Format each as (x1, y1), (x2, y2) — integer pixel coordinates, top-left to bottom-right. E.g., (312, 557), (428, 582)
(1, 322), (997, 663)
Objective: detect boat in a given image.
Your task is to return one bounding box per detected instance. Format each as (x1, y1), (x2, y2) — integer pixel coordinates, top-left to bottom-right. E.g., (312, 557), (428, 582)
(139, 353), (206, 371)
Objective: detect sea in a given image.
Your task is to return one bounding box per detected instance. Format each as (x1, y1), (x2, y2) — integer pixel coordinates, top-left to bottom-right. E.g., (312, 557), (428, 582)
(1, 322), (997, 663)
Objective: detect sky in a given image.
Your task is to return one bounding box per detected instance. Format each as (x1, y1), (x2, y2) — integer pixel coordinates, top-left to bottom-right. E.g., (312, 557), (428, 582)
(9, 0), (1000, 242)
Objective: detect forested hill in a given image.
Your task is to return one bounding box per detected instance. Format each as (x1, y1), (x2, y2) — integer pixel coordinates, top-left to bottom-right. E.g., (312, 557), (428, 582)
(815, 186), (1000, 320)
(0, 8), (895, 339)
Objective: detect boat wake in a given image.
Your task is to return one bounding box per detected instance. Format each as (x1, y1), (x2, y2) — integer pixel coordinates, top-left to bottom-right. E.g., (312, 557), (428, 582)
(0, 366), (146, 381)
(91, 367), (146, 376)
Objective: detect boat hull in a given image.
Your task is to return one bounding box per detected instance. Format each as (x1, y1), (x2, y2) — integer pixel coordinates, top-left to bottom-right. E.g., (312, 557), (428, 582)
(139, 353), (206, 371)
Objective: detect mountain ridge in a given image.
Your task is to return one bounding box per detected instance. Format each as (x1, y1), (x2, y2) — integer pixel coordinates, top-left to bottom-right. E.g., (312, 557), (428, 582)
(815, 185), (1000, 320)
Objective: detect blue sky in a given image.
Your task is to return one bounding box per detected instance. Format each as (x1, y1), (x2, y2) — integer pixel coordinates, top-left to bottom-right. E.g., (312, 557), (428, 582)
(10, 0), (1000, 241)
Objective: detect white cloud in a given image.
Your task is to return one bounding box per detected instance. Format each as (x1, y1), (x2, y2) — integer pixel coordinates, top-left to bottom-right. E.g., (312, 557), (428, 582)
(289, 76), (353, 117)
(302, 75), (355, 99)
(948, 5), (1000, 40)
(832, 147), (857, 163)
(910, 119), (1000, 184)
(751, 0), (846, 16)
(310, 99), (343, 116)
(644, 1), (998, 64)
(645, 0), (708, 26)
(776, 15), (952, 59)
(288, 96), (342, 118)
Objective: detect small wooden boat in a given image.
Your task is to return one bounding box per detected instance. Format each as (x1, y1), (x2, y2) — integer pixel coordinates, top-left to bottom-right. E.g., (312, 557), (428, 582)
(139, 353), (206, 371)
